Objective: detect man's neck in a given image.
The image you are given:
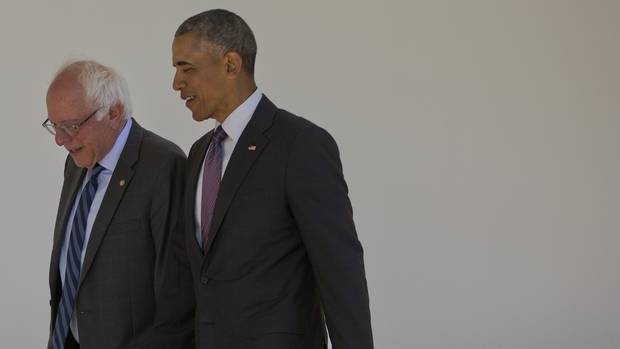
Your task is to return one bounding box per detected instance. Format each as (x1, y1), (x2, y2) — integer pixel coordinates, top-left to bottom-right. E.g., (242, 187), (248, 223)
(215, 81), (257, 124)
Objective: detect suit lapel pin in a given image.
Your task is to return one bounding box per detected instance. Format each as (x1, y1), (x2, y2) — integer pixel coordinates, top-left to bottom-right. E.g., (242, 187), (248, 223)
(248, 145), (257, 151)
(119, 179), (126, 187)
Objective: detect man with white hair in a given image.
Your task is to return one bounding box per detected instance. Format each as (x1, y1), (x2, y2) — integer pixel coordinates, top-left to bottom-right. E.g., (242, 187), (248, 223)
(44, 60), (194, 349)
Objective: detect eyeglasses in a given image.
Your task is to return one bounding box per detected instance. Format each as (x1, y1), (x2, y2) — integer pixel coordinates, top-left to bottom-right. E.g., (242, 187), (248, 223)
(42, 107), (102, 138)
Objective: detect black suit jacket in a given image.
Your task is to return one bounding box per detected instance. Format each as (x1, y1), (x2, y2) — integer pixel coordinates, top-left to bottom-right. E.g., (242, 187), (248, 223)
(185, 96), (373, 349)
(48, 120), (194, 349)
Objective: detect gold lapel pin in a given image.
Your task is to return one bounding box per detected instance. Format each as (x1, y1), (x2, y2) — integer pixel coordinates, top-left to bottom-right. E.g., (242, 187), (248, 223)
(119, 179), (126, 187)
(248, 145), (257, 151)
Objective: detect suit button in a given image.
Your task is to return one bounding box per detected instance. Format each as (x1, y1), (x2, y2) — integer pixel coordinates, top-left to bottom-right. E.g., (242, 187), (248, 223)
(78, 311), (88, 316)
(200, 275), (210, 285)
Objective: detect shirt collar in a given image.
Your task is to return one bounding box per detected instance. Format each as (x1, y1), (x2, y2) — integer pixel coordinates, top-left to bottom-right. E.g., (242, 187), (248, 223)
(98, 117), (133, 172)
(218, 88), (262, 142)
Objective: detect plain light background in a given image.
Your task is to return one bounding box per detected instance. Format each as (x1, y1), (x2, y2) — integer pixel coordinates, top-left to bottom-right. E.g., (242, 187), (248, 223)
(1, 1), (619, 348)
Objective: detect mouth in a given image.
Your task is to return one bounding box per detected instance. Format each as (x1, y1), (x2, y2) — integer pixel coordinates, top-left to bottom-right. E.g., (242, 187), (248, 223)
(182, 94), (196, 108)
(68, 146), (83, 155)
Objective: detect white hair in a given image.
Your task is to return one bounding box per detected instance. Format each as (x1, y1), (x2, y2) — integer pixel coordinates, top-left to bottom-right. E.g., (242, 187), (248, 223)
(53, 60), (132, 120)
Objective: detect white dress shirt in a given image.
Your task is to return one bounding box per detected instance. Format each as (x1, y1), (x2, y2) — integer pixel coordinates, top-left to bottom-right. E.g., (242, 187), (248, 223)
(194, 89), (262, 247)
(58, 118), (132, 342)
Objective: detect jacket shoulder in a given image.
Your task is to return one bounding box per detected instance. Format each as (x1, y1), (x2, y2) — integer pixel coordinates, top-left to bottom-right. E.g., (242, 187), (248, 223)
(140, 128), (187, 162)
(270, 108), (336, 147)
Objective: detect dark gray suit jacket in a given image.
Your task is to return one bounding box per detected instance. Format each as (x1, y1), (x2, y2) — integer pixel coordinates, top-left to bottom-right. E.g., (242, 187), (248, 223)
(48, 120), (194, 349)
(185, 96), (373, 349)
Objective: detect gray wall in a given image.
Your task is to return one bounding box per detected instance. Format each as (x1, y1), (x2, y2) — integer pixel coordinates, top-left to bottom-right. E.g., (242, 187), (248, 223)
(1, 1), (619, 348)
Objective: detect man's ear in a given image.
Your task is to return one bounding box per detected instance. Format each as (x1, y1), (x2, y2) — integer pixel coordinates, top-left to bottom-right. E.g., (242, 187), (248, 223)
(108, 104), (125, 127)
(224, 51), (243, 77)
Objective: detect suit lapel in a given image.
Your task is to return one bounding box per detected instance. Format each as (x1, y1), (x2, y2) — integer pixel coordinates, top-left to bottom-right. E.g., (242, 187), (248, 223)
(50, 162), (86, 303)
(203, 95), (276, 258)
(79, 119), (143, 285)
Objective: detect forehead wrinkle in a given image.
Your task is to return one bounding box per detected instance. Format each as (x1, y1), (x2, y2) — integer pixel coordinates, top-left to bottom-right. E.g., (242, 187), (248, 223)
(47, 86), (85, 110)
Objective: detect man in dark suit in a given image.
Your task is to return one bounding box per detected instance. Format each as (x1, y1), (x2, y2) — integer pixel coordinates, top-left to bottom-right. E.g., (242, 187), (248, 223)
(172, 9), (373, 348)
(44, 60), (194, 349)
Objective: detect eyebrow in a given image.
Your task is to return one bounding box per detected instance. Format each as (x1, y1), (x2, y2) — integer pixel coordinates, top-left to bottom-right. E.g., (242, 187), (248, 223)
(173, 60), (193, 67)
(48, 118), (81, 126)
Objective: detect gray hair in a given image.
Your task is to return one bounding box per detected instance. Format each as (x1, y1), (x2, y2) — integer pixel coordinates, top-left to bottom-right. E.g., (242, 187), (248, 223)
(53, 60), (132, 120)
(175, 9), (257, 75)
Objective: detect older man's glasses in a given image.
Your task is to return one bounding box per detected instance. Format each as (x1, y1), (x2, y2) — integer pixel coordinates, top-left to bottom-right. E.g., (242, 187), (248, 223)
(42, 107), (101, 138)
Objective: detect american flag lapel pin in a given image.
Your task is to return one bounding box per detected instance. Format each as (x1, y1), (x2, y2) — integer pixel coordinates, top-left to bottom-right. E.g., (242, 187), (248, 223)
(248, 144), (257, 151)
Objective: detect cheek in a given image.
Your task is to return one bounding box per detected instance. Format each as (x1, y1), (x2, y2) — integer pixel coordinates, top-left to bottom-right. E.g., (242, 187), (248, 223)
(79, 138), (97, 156)
(200, 83), (219, 102)
(186, 75), (201, 89)
(81, 145), (96, 162)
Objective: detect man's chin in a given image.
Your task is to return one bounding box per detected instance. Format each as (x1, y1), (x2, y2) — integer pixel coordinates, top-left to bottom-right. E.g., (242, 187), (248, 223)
(191, 112), (210, 122)
(70, 153), (93, 169)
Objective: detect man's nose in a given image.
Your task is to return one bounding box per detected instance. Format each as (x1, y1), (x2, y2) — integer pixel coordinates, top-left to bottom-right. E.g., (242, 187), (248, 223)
(54, 130), (69, 146)
(172, 72), (184, 91)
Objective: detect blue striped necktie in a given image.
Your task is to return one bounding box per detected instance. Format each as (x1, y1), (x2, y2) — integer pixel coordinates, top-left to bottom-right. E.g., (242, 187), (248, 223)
(52, 164), (104, 349)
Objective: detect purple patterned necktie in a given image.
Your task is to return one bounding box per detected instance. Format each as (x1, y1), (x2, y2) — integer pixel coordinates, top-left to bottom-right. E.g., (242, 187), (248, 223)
(201, 126), (227, 250)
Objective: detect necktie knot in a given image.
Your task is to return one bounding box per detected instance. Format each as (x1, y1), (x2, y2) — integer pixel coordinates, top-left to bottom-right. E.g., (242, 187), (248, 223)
(212, 126), (227, 145)
(90, 164), (104, 181)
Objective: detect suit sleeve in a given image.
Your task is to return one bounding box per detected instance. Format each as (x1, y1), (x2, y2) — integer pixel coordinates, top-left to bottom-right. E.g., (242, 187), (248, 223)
(285, 125), (374, 349)
(140, 153), (195, 349)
